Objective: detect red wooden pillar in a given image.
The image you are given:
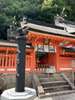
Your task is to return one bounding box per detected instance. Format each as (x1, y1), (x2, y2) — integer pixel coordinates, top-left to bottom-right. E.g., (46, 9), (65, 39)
(55, 45), (60, 72)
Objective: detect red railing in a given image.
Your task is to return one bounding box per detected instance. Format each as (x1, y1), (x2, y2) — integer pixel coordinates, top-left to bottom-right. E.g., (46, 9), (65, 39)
(0, 45), (17, 73)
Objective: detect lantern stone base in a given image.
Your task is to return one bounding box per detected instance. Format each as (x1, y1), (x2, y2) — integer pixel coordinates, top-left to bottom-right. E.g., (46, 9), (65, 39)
(1, 87), (36, 100)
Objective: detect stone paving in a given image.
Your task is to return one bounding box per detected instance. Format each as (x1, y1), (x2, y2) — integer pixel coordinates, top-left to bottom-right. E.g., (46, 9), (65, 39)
(34, 93), (75, 100)
(0, 93), (75, 100)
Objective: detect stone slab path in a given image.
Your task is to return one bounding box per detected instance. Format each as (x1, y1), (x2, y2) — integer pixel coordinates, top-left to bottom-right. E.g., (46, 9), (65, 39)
(34, 93), (75, 100)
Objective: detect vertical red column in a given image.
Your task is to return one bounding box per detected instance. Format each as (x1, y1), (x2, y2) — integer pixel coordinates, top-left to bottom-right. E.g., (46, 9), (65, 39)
(32, 50), (36, 71)
(55, 45), (60, 72)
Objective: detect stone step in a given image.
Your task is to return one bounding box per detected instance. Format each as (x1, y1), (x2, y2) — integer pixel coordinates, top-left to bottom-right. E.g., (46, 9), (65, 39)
(41, 80), (67, 85)
(38, 73), (65, 82)
(34, 72), (75, 98)
(39, 90), (75, 98)
(43, 84), (70, 90)
(39, 77), (63, 81)
(45, 86), (71, 93)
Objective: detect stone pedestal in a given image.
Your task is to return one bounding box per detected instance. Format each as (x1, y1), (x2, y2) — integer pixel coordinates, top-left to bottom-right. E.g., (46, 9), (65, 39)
(1, 87), (36, 100)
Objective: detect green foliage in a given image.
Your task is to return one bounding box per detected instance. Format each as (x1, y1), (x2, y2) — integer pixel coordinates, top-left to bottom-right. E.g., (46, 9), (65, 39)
(42, 0), (53, 9)
(0, 0), (75, 39)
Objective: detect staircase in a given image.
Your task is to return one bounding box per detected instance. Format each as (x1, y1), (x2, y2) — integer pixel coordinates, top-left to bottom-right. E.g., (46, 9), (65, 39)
(32, 72), (75, 98)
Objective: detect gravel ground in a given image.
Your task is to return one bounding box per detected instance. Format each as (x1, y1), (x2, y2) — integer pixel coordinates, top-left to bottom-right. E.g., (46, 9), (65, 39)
(34, 93), (75, 100)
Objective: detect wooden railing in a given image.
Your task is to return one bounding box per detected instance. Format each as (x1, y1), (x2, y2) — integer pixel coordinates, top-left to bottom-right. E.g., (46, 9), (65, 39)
(0, 42), (17, 73)
(35, 64), (56, 74)
(35, 64), (49, 73)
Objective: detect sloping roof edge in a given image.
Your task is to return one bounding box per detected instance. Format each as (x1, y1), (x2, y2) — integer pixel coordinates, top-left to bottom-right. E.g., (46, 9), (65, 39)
(21, 22), (75, 38)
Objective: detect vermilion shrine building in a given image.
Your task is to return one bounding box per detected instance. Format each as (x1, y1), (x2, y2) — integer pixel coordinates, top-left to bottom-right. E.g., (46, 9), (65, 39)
(0, 22), (75, 73)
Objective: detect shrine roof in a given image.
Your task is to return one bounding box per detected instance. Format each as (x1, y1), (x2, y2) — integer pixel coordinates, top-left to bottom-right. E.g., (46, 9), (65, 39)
(21, 21), (75, 39)
(0, 41), (18, 47)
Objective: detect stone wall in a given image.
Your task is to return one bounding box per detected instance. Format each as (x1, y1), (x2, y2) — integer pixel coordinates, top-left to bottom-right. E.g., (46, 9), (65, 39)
(0, 72), (32, 92)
